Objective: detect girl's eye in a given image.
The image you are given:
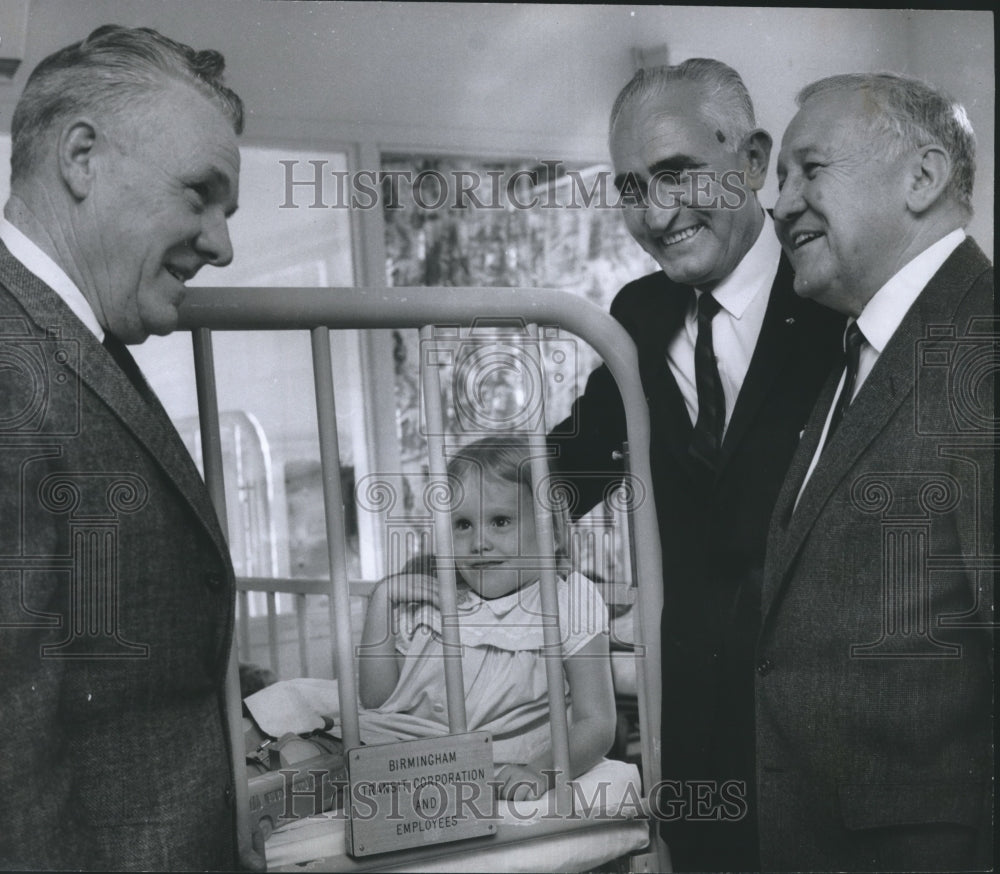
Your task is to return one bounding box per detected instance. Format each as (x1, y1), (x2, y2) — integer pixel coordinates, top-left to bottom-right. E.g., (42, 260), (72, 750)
(453, 518), (472, 532)
(492, 516), (512, 529)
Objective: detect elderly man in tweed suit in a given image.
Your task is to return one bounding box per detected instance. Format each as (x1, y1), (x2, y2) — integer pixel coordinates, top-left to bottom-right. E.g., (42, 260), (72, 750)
(760, 72), (994, 872)
(0, 26), (248, 870)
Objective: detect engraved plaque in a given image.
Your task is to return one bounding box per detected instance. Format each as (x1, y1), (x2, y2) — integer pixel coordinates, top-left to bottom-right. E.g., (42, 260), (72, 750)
(346, 731), (498, 857)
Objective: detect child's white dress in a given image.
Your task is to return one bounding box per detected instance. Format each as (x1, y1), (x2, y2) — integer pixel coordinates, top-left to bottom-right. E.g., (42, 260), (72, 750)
(245, 571), (608, 768)
(363, 571), (608, 764)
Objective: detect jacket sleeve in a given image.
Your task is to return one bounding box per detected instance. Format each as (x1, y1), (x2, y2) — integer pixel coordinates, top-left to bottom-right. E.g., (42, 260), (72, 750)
(547, 360), (628, 520)
(546, 280), (654, 521)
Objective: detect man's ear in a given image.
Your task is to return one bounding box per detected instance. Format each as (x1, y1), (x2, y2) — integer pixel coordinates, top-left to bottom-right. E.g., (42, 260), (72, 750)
(58, 120), (99, 200)
(905, 144), (951, 214)
(739, 129), (773, 191)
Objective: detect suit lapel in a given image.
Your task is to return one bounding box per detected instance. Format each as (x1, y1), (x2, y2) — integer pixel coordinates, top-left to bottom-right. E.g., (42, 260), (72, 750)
(762, 238), (991, 618)
(718, 254), (799, 470)
(633, 275), (697, 473)
(0, 246), (230, 559)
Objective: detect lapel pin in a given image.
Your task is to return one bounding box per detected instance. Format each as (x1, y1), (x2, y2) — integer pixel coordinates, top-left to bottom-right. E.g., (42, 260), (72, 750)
(785, 317), (796, 326)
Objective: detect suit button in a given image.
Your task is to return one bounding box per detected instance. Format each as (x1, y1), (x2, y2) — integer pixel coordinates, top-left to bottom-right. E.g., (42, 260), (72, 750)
(205, 571), (224, 590)
(756, 658), (774, 676)
(224, 783), (234, 806)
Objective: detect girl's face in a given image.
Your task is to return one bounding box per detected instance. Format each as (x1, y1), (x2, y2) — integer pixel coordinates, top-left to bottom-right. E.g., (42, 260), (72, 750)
(450, 473), (541, 600)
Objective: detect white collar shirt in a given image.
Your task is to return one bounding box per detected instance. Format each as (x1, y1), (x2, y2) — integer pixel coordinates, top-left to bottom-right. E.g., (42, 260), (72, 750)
(665, 211), (781, 435)
(793, 229), (966, 510)
(0, 217), (104, 342)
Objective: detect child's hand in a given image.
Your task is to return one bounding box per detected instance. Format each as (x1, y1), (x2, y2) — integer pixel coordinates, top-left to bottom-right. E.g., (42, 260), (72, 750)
(494, 764), (549, 801)
(383, 573), (440, 609)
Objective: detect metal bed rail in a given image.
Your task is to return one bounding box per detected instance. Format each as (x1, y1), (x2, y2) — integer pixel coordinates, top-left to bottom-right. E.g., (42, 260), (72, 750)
(179, 286), (665, 870)
(235, 576), (379, 678)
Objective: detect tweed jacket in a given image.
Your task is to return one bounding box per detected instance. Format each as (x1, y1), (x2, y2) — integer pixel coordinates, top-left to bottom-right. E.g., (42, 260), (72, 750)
(758, 237), (995, 871)
(0, 243), (239, 871)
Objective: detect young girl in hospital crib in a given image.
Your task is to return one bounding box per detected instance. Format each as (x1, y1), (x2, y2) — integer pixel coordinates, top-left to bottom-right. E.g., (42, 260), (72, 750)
(358, 436), (616, 800)
(244, 436), (616, 802)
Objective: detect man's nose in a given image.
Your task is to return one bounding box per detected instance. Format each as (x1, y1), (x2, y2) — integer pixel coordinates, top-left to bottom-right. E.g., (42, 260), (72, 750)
(644, 181), (685, 231)
(196, 208), (235, 267)
(773, 176), (804, 223)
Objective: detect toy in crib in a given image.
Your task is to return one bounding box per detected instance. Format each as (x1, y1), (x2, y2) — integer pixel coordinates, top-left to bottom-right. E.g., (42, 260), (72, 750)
(246, 729), (347, 841)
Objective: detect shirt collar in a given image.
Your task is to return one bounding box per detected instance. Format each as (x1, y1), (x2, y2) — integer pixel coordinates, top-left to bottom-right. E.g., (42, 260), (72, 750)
(855, 229), (965, 354)
(0, 217), (104, 341)
(461, 578), (542, 618)
(696, 211), (781, 319)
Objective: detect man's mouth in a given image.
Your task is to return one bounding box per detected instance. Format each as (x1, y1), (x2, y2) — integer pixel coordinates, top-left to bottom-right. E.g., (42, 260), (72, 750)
(791, 230), (823, 250)
(166, 265), (193, 284)
(661, 225), (703, 247)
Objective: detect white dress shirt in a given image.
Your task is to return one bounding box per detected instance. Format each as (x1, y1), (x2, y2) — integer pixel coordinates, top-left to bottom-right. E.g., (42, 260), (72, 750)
(666, 211), (781, 435)
(793, 229), (966, 509)
(0, 217), (104, 341)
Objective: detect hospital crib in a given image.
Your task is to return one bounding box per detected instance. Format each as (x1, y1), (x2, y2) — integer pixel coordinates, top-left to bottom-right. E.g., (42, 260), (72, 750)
(178, 286), (667, 872)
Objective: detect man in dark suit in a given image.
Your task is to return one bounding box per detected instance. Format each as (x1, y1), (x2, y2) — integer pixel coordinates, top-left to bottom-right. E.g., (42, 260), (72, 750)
(0, 26), (248, 870)
(549, 59), (843, 871)
(761, 72), (994, 871)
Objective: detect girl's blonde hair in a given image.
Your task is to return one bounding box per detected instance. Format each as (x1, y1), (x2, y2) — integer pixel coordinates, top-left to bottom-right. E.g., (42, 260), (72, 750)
(446, 436), (571, 574)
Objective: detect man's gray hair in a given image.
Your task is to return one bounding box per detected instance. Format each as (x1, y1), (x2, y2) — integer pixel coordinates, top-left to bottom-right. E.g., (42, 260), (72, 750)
(797, 72), (976, 213)
(609, 58), (757, 148)
(10, 24), (244, 183)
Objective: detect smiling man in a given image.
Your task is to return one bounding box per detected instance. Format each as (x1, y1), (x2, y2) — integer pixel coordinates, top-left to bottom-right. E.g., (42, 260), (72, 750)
(549, 59), (843, 872)
(758, 73), (994, 871)
(0, 26), (248, 870)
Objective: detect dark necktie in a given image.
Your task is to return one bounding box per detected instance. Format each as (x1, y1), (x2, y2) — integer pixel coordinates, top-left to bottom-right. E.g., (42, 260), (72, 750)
(825, 322), (865, 443)
(689, 291), (725, 470)
(102, 333), (151, 400)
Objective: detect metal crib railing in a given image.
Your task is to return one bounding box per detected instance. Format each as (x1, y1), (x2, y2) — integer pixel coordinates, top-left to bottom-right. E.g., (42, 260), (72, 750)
(178, 286), (665, 870)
